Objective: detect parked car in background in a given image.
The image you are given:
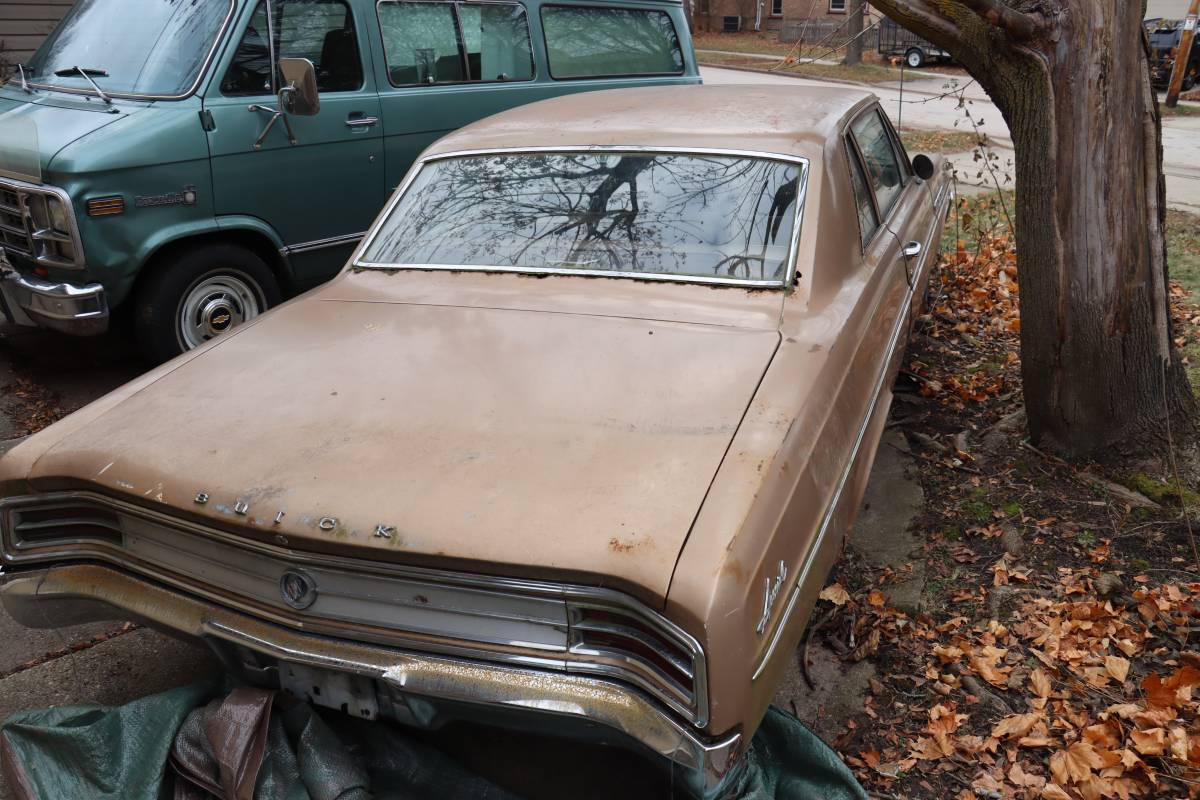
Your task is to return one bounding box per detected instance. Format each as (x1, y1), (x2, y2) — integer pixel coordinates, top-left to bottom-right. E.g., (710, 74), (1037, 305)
(1146, 17), (1200, 91)
(0, 84), (951, 795)
(0, 0), (698, 362)
(877, 16), (951, 68)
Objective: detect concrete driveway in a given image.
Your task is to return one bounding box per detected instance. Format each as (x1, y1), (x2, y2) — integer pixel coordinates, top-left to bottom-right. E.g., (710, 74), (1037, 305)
(701, 65), (1200, 213)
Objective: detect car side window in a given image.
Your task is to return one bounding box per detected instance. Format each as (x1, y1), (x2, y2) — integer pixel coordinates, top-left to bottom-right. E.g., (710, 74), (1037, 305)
(222, 0), (363, 96)
(378, 1), (534, 85)
(541, 6), (684, 78)
(846, 142), (880, 249)
(850, 109), (904, 219)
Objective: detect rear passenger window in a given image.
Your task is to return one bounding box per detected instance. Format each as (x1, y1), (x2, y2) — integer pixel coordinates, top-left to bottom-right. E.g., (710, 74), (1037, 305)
(846, 143), (880, 248)
(458, 4), (535, 81)
(850, 110), (904, 218)
(541, 6), (683, 78)
(222, 0), (363, 96)
(378, 1), (533, 85)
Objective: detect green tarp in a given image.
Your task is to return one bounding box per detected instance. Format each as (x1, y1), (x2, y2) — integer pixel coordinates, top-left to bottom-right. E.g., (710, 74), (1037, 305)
(1, 683), (867, 800)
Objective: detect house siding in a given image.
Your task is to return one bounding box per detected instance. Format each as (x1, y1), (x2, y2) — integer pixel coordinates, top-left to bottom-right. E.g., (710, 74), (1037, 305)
(0, 0), (72, 64)
(1146, 0), (1193, 19)
(692, 0), (875, 37)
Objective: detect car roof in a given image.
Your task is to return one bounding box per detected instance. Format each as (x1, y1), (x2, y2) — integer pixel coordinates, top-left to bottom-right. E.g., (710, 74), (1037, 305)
(423, 84), (878, 163)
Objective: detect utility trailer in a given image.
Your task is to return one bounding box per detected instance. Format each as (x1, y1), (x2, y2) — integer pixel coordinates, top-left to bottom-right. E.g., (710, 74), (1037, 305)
(1146, 17), (1200, 91)
(877, 16), (951, 68)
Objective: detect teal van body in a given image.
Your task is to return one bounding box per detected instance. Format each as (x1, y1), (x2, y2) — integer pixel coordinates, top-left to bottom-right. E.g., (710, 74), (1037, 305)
(0, 0), (699, 359)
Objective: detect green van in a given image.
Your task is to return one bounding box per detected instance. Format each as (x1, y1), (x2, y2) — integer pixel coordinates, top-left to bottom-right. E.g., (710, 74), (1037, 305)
(0, 0), (699, 360)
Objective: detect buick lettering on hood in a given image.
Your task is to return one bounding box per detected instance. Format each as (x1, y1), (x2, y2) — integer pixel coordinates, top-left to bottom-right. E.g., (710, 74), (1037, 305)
(0, 85), (951, 795)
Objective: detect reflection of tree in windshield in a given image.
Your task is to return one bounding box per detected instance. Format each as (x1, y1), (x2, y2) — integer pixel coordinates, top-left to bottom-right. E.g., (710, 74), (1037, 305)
(28, 0), (229, 96)
(363, 153), (802, 282)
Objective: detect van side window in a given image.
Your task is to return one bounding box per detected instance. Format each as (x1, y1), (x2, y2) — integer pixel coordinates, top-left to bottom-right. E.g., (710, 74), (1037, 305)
(541, 6), (683, 78)
(378, 1), (534, 86)
(222, 0), (363, 96)
(846, 141), (880, 249)
(849, 109), (904, 218)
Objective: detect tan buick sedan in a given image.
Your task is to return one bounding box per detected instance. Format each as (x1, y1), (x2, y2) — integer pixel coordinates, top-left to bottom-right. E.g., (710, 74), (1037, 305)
(0, 85), (950, 794)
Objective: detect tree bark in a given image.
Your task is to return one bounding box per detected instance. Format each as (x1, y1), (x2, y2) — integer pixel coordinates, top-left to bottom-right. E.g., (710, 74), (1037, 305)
(844, 0), (864, 66)
(867, 0), (1195, 458)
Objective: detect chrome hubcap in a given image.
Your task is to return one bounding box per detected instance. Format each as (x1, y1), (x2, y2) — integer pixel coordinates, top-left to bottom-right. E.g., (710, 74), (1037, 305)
(178, 273), (261, 350)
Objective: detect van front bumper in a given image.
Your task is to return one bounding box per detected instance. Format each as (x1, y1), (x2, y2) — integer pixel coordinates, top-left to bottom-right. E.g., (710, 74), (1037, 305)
(0, 260), (108, 336)
(0, 562), (744, 796)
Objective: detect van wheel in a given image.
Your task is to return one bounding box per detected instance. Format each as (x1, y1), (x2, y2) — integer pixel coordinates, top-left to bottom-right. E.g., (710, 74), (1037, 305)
(135, 243), (281, 363)
(905, 48), (925, 69)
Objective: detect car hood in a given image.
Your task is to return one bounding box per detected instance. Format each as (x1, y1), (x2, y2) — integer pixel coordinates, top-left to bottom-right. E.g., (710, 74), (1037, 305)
(0, 90), (137, 180)
(24, 293), (780, 603)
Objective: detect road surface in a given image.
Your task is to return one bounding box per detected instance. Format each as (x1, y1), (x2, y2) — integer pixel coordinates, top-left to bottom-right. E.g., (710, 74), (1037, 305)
(701, 65), (1200, 213)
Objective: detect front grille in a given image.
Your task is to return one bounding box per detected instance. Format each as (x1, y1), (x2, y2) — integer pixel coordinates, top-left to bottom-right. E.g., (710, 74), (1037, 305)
(0, 178), (82, 266)
(0, 186), (30, 255)
(0, 492), (709, 725)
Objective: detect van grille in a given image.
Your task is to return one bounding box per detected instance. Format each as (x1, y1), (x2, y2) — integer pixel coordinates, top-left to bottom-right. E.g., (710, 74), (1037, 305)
(0, 185), (30, 256)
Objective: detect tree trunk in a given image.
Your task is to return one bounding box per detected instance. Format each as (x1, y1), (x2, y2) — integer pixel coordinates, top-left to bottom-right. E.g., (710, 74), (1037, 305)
(867, 0), (1195, 458)
(844, 0), (864, 66)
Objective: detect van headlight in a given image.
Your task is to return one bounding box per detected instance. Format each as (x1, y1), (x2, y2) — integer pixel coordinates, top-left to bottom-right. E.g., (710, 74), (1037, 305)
(26, 192), (80, 268)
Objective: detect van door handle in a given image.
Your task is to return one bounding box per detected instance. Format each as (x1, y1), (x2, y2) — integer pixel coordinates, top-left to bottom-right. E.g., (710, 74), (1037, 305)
(902, 240), (923, 259)
(345, 115), (379, 128)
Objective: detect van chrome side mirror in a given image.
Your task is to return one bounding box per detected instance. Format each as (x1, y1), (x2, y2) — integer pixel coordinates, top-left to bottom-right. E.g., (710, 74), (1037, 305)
(279, 57), (320, 117)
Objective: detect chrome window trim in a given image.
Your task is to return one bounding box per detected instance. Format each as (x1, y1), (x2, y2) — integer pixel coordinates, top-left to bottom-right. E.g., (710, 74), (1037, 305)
(0, 175), (85, 269)
(375, 0), (538, 88)
(281, 232), (365, 256)
(23, 0), (239, 102)
(0, 489), (709, 726)
(351, 145), (811, 290)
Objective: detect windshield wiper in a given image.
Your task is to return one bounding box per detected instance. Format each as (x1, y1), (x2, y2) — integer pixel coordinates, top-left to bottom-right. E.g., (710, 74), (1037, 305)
(53, 66), (112, 104)
(15, 64), (34, 94)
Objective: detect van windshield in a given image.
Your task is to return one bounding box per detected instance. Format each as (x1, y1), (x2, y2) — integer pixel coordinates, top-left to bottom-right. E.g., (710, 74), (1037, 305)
(25, 0), (233, 98)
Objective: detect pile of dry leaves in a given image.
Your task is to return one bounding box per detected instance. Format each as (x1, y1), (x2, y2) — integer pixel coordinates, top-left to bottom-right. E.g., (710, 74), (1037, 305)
(827, 570), (1200, 799)
(813, 194), (1200, 799)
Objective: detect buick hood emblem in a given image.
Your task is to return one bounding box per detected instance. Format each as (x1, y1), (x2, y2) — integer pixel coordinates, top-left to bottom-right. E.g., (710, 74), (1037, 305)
(279, 569), (318, 610)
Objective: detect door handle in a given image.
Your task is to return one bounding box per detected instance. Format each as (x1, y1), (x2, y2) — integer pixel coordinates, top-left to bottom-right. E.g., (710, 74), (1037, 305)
(902, 240), (923, 259)
(345, 115), (379, 128)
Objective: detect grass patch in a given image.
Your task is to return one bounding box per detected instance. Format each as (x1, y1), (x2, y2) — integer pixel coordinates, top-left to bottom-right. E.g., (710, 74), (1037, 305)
(899, 129), (981, 155)
(695, 52), (901, 84)
(692, 32), (794, 57)
(1166, 208), (1200, 391)
(1161, 102), (1200, 118)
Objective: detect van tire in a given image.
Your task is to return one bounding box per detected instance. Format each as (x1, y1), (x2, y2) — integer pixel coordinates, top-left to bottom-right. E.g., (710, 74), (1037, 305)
(905, 48), (925, 69)
(134, 243), (281, 364)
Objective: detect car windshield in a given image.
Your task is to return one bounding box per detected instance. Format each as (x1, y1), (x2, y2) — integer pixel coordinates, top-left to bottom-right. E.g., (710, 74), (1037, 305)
(358, 152), (805, 285)
(24, 0), (233, 97)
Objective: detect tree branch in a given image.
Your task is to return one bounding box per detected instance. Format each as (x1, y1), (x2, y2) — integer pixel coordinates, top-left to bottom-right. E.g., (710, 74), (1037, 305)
(956, 0), (1046, 40)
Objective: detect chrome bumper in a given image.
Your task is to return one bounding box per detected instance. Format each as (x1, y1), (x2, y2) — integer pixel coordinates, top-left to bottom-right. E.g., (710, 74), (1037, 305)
(0, 260), (108, 336)
(0, 563), (743, 795)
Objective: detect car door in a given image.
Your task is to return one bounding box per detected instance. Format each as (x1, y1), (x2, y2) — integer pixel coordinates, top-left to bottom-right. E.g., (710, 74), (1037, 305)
(846, 109), (914, 383)
(860, 108), (939, 330)
(204, 0), (384, 289)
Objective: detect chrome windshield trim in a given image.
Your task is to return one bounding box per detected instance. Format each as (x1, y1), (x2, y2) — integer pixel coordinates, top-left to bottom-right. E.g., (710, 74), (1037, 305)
(350, 145), (811, 290)
(23, 0), (238, 102)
